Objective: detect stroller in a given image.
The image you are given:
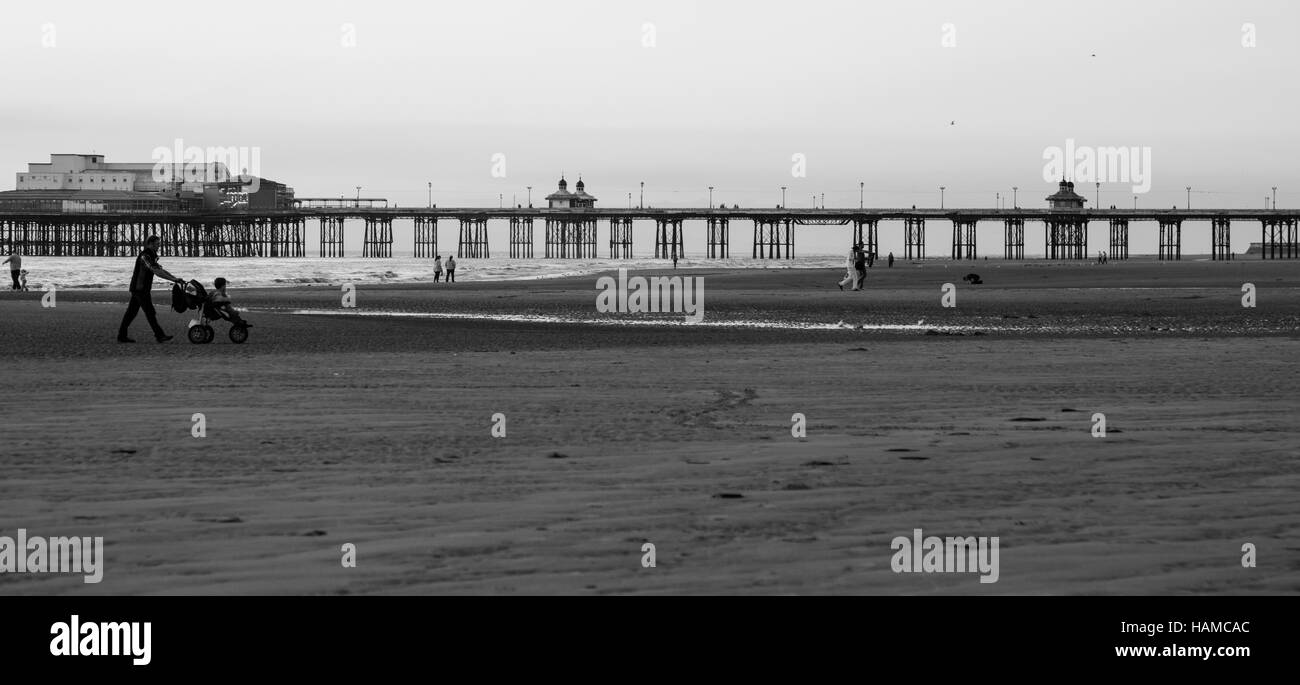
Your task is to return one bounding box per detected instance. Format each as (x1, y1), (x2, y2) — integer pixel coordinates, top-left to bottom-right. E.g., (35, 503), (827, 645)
(172, 279), (250, 344)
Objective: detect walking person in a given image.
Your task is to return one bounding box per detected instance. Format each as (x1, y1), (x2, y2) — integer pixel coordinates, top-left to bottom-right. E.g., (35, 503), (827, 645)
(118, 235), (184, 343)
(445, 256), (456, 283)
(2, 250), (20, 290)
(837, 244), (856, 291)
(887, 252), (895, 268)
(852, 244), (867, 290)
(434, 255), (443, 282)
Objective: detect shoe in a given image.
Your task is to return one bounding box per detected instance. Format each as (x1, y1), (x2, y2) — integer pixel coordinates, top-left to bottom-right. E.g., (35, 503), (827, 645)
(156, 334), (174, 343)
(117, 337), (136, 343)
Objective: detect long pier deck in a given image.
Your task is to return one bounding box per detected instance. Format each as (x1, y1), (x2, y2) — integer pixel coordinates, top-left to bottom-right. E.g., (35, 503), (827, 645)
(0, 207), (1296, 260)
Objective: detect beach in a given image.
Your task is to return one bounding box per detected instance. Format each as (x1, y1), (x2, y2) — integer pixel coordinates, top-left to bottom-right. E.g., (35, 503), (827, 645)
(1, 259), (1298, 594)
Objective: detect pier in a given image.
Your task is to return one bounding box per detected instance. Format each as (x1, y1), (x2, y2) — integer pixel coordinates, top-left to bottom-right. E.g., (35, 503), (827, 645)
(1, 206), (1297, 260)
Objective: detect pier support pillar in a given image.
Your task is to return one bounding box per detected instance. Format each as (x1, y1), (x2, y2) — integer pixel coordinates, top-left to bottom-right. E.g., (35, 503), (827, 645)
(751, 218), (792, 259)
(951, 219), (977, 259)
(904, 217), (925, 260)
(656, 218), (684, 259)
(1261, 218), (1298, 259)
(706, 217), (729, 259)
(508, 217), (532, 258)
(363, 217), (393, 258)
(320, 217), (345, 257)
(1158, 219), (1182, 261)
(1003, 218), (1025, 259)
(1211, 218), (1231, 261)
(610, 218), (633, 258)
(1045, 216), (1087, 260)
(457, 218), (489, 258)
(854, 219), (879, 260)
(545, 218), (596, 258)
(414, 217), (439, 258)
(1108, 218), (1129, 260)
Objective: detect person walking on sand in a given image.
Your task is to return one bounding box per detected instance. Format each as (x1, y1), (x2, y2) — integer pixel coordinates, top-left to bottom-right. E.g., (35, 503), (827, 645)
(852, 244), (867, 290)
(838, 244), (862, 291)
(118, 235), (184, 343)
(434, 255), (443, 282)
(672, 251), (679, 269)
(445, 256), (456, 283)
(887, 252), (895, 268)
(2, 250), (21, 290)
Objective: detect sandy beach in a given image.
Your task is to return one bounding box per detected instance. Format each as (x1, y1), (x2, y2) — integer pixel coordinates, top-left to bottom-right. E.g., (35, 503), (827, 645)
(1, 259), (1298, 595)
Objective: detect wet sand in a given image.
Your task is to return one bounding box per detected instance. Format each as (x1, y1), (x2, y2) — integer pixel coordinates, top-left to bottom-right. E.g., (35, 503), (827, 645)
(1, 259), (1298, 594)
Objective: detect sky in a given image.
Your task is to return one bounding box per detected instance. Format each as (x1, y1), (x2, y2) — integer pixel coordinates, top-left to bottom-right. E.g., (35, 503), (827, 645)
(2, 0), (1298, 255)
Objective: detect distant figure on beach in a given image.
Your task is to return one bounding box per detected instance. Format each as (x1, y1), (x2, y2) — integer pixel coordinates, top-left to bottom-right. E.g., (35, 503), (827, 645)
(434, 255), (443, 282)
(3, 250), (20, 290)
(673, 252), (679, 269)
(209, 277), (250, 327)
(19, 270), (28, 292)
(962, 273), (983, 285)
(867, 251), (875, 268)
(118, 235), (184, 343)
(446, 256), (456, 283)
(888, 252), (895, 268)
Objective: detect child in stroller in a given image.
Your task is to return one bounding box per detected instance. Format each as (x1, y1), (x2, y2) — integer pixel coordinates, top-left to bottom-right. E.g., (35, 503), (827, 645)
(176, 277), (252, 344)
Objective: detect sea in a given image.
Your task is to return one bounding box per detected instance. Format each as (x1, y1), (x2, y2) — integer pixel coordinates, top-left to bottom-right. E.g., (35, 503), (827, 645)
(16, 255), (849, 290)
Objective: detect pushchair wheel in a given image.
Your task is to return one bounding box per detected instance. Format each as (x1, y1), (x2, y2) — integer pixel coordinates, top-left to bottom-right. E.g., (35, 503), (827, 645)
(229, 324), (249, 344)
(187, 324), (208, 344)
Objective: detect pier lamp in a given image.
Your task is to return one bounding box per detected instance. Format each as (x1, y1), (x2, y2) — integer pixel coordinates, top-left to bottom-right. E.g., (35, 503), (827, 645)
(628, 192), (632, 208)
(1095, 182), (1100, 209)
(940, 186), (945, 209)
(781, 186), (787, 207)
(709, 186), (714, 208)
(1186, 186), (1191, 210)
(355, 186), (361, 207)
(640, 181), (644, 208)
(860, 181), (864, 209)
(1272, 186), (1277, 209)
(527, 186), (532, 207)
(1012, 186), (1018, 209)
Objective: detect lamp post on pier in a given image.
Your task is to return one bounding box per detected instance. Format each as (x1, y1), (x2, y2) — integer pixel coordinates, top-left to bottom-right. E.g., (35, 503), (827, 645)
(708, 186), (714, 209)
(1012, 186), (1018, 209)
(781, 186), (787, 208)
(939, 186), (945, 209)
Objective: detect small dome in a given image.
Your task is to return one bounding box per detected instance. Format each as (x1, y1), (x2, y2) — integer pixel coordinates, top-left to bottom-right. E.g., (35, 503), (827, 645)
(576, 176), (585, 191)
(558, 176), (567, 190)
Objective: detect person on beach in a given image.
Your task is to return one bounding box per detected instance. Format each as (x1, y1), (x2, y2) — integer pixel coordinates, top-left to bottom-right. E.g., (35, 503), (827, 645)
(887, 252), (895, 268)
(3, 250), (20, 290)
(446, 256), (456, 283)
(672, 251), (679, 269)
(434, 255), (443, 282)
(853, 245), (867, 288)
(838, 244), (860, 291)
(118, 235), (183, 343)
(209, 277), (251, 327)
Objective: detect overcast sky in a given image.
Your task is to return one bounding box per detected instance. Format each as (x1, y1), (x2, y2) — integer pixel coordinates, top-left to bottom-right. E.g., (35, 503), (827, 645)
(2, 0), (1297, 254)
